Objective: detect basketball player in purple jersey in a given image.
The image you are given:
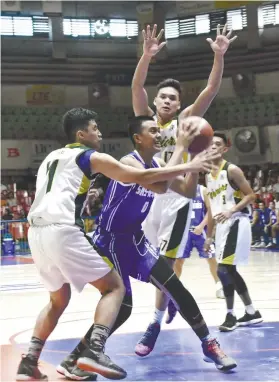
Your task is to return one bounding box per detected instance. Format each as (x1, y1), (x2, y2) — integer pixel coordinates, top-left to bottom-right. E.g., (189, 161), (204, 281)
(132, 24), (237, 355)
(166, 183), (224, 324)
(61, 116), (237, 375)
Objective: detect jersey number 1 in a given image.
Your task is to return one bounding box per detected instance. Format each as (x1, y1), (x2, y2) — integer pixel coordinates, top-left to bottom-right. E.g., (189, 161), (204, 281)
(46, 160), (59, 192)
(222, 195), (226, 205)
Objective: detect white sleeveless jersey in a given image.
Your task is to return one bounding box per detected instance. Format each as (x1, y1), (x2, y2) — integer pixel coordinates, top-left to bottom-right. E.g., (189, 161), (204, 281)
(28, 143), (94, 227)
(206, 160), (250, 218)
(153, 117), (189, 163)
(154, 117), (178, 162)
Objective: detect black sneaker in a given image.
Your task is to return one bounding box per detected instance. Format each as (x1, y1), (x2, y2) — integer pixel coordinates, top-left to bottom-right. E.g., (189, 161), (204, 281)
(77, 347), (127, 380)
(202, 338), (237, 371)
(237, 311), (263, 326)
(16, 355), (48, 381)
(219, 313), (237, 332)
(57, 353), (97, 381)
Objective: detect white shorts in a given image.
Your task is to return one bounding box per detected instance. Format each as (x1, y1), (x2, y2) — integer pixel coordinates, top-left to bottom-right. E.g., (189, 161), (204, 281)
(143, 192), (192, 259)
(215, 214), (251, 265)
(28, 224), (112, 292)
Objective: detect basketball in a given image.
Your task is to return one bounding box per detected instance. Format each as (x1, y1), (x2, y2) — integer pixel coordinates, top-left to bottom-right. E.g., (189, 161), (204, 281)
(185, 116), (214, 154)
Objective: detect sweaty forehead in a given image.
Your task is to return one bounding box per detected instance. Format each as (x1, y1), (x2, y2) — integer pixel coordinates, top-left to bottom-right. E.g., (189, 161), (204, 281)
(157, 87), (179, 98)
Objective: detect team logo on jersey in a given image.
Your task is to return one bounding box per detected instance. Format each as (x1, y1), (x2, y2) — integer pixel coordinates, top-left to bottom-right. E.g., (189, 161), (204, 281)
(136, 186), (154, 198)
(208, 184), (227, 199)
(160, 136), (176, 148)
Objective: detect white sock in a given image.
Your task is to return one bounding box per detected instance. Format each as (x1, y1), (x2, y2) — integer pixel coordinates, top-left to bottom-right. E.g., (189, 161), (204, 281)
(216, 281), (222, 290)
(152, 309), (165, 324)
(227, 309), (235, 316)
(245, 304), (256, 315)
(273, 238), (276, 244)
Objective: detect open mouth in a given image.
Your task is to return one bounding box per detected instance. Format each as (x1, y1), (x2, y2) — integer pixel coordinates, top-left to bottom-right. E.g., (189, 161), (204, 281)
(162, 106), (170, 111)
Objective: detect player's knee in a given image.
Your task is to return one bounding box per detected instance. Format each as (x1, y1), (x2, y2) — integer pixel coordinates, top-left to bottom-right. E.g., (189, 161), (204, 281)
(95, 269), (126, 298)
(49, 283), (71, 313)
(217, 264), (236, 286)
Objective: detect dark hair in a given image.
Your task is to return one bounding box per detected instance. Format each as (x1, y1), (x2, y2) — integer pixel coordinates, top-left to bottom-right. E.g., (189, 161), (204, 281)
(128, 116), (155, 146)
(214, 132), (228, 146)
(63, 108), (98, 143)
(157, 78), (182, 98)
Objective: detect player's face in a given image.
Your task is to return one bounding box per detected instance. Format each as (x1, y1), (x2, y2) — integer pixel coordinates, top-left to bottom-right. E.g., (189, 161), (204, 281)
(136, 121), (161, 152)
(79, 120), (102, 150)
(154, 87), (181, 120)
(210, 137), (228, 157)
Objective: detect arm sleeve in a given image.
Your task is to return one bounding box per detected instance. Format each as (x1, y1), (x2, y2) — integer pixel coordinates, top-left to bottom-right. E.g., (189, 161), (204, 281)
(76, 149), (95, 179)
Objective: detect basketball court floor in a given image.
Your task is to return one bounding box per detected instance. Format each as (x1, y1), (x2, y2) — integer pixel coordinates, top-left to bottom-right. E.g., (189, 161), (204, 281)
(1, 250), (279, 381)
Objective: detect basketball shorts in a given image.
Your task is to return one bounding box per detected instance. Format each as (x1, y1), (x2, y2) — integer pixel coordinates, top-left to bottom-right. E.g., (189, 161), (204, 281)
(215, 214), (251, 265)
(143, 192), (192, 259)
(183, 229), (215, 259)
(92, 226), (159, 296)
(28, 224), (112, 293)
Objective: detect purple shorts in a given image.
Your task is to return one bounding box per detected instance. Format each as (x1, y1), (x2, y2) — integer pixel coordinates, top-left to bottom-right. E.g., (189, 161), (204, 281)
(92, 227), (159, 296)
(183, 230), (215, 259)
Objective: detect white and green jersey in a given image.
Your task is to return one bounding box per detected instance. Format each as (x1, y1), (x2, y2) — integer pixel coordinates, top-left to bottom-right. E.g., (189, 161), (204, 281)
(28, 143), (95, 228)
(153, 117), (189, 164)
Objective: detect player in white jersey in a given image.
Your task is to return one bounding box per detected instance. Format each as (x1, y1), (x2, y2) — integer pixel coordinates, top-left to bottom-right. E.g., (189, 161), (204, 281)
(132, 24), (237, 355)
(16, 108), (205, 382)
(205, 133), (263, 332)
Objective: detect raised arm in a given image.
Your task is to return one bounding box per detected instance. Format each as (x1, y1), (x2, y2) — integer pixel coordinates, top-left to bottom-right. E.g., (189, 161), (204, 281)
(132, 25), (166, 116)
(179, 24), (237, 120)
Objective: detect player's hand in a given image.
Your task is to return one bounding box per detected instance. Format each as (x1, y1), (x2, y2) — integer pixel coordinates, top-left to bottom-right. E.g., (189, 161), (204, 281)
(142, 24), (166, 57)
(88, 188), (100, 200)
(188, 150), (221, 173)
(206, 24), (237, 56)
(177, 119), (200, 149)
(193, 225), (203, 235)
(203, 237), (213, 254)
(215, 210), (233, 223)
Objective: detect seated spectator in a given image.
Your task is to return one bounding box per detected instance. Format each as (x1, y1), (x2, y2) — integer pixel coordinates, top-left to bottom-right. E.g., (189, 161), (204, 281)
(2, 208), (13, 221)
(251, 202), (269, 248)
(265, 201), (278, 248)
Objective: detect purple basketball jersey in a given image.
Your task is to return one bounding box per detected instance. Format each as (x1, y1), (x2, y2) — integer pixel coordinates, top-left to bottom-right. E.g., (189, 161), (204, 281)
(97, 151), (159, 233)
(190, 185), (206, 228)
(270, 210), (277, 225)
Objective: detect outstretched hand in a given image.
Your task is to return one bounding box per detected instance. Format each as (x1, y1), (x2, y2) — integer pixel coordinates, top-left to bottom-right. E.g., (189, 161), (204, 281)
(142, 24), (166, 57)
(206, 23), (237, 56)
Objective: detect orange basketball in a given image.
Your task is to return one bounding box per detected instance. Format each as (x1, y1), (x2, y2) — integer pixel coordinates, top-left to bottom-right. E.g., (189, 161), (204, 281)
(185, 116), (214, 154)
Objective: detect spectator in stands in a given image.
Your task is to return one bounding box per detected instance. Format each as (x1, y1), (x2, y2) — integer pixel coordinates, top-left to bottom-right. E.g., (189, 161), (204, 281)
(273, 175), (279, 208)
(2, 208), (13, 221)
(251, 202), (269, 248)
(265, 201), (278, 248)
(7, 190), (17, 207)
